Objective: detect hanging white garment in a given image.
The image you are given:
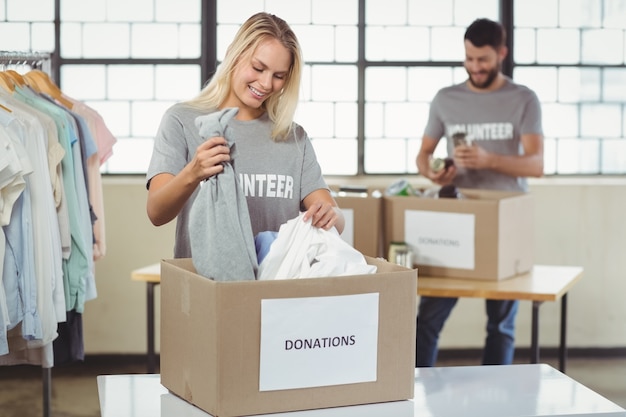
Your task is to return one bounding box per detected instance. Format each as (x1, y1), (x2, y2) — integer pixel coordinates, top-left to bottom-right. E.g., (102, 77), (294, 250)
(258, 213), (376, 280)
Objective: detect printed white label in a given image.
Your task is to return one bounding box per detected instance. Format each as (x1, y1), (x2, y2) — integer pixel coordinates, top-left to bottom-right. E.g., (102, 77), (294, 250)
(404, 210), (475, 270)
(259, 293), (379, 391)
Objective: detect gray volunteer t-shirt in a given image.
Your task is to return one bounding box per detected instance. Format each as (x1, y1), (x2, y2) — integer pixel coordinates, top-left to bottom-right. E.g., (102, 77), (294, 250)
(147, 103), (329, 258)
(424, 77), (543, 192)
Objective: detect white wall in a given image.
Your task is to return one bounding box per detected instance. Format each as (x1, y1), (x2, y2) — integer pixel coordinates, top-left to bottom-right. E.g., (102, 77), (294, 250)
(84, 176), (626, 354)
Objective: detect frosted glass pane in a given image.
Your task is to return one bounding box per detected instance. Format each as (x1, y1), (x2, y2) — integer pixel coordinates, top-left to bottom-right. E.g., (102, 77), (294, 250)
(296, 25), (336, 62)
(364, 138), (411, 173)
(431, 27), (465, 61)
(514, 29), (536, 64)
(365, 103), (384, 137)
(453, 67), (467, 83)
(60, 23), (83, 58)
(366, 0), (407, 25)
(543, 137), (557, 175)
(557, 67), (602, 102)
(0, 23), (30, 50)
(0, 0), (5, 20)
(155, 65), (201, 100)
(513, 67), (558, 102)
(334, 102), (358, 137)
(541, 103), (579, 138)
(299, 65), (312, 101)
(7, 0), (53, 21)
(31, 23), (55, 51)
(156, 0), (200, 23)
(83, 23), (131, 58)
(405, 138), (420, 174)
(366, 27), (430, 61)
(604, 0), (626, 29)
(179, 24), (201, 58)
(216, 24), (239, 60)
(536, 29), (580, 64)
(557, 139), (600, 174)
(408, 67), (455, 101)
(295, 102), (335, 138)
(601, 140), (626, 173)
(217, 0), (263, 24)
(312, 138), (357, 176)
(312, 0), (357, 24)
(88, 100), (131, 137)
(453, 0), (499, 26)
(515, 0), (559, 27)
(559, 0), (602, 28)
(335, 26), (358, 62)
(408, 0), (453, 26)
(60, 0), (106, 22)
(383, 102), (422, 138)
(311, 65), (357, 101)
(60, 65), (107, 100)
(108, 0), (153, 22)
(365, 67), (407, 102)
(103, 138), (154, 174)
(108, 65), (154, 100)
(603, 68), (626, 102)
(265, 0), (311, 24)
(131, 23), (179, 58)
(581, 29), (624, 64)
(581, 104), (622, 137)
(132, 101), (175, 136)
(366, 27), (387, 61)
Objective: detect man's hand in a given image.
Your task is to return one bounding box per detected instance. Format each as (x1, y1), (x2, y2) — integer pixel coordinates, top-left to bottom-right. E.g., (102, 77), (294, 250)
(453, 143), (492, 170)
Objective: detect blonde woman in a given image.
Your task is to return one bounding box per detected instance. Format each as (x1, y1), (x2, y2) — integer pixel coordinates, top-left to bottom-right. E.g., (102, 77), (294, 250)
(146, 12), (344, 258)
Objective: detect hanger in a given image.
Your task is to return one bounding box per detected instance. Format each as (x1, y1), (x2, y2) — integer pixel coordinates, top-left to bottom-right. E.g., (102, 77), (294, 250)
(4, 69), (26, 87)
(0, 72), (16, 92)
(23, 69), (74, 109)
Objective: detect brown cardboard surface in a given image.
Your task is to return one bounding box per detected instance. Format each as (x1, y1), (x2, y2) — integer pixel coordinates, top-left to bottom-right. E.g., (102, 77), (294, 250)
(384, 189), (533, 280)
(334, 191), (384, 258)
(160, 257), (416, 417)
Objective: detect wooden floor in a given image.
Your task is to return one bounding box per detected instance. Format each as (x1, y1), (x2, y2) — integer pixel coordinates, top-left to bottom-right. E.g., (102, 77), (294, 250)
(0, 354), (624, 417)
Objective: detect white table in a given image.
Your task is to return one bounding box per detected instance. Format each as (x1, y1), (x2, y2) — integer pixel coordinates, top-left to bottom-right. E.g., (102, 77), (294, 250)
(98, 364), (625, 417)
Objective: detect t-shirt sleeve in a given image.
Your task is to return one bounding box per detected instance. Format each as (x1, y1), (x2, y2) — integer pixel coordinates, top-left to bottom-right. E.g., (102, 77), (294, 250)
(521, 89), (543, 136)
(423, 90), (446, 140)
(146, 106), (189, 190)
(297, 127), (329, 204)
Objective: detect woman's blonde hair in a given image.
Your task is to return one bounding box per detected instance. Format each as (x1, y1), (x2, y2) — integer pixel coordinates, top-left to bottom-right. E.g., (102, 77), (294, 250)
(186, 12), (302, 141)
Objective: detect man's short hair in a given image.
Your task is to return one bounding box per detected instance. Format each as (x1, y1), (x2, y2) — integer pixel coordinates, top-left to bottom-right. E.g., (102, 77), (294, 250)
(464, 18), (506, 50)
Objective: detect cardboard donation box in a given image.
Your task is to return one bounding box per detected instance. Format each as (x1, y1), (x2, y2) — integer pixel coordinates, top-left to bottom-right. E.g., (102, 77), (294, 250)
(384, 189), (533, 280)
(160, 257), (416, 417)
(332, 186), (384, 258)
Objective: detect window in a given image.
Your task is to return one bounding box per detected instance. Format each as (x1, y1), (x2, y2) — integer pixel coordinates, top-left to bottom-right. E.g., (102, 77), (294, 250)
(3, 0), (625, 175)
(514, 0), (626, 174)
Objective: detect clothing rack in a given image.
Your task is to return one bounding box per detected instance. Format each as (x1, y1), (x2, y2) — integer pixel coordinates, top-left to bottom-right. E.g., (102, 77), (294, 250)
(0, 50), (53, 417)
(0, 50), (51, 73)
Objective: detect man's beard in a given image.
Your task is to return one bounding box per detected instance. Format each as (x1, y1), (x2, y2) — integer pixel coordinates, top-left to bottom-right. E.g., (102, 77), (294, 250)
(467, 65), (499, 89)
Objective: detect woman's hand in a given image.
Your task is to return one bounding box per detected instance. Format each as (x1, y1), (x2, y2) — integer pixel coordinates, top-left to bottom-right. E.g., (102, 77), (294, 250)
(147, 136), (231, 226)
(302, 190), (345, 234)
(303, 201), (339, 230)
(188, 136), (231, 182)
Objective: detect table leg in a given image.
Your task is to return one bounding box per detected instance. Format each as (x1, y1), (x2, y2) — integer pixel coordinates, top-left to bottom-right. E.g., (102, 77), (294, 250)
(531, 301), (541, 364)
(42, 367), (50, 417)
(559, 293), (568, 373)
(147, 282), (156, 374)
